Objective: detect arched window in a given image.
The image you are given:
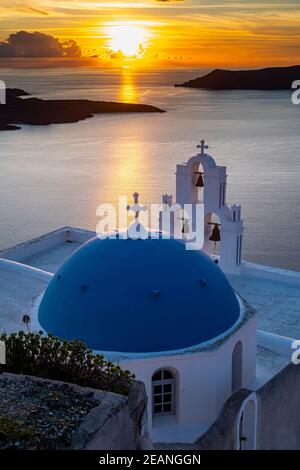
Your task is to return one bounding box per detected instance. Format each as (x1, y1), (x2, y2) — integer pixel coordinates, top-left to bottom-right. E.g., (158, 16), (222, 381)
(152, 369), (176, 416)
(232, 341), (243, 393)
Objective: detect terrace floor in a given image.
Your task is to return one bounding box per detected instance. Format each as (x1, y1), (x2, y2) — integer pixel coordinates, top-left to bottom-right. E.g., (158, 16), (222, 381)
(228, 274), (300, 339)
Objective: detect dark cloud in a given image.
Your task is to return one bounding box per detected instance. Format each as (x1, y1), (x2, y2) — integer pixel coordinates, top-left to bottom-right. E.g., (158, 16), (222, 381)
(22, 7), (49, 16)
(0, 31), (82, 58)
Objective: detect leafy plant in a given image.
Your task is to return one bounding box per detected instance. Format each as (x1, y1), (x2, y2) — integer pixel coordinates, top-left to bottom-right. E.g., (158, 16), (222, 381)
(0, 415), (36, 447)
(0, 332), (134, 395)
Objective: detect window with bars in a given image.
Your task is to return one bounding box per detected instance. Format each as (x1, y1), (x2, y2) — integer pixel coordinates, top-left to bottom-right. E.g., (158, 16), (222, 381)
(152, 369), (176, 416)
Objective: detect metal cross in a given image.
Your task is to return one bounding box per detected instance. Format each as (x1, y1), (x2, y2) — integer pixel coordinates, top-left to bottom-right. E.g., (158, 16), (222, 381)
(197, 140), (209, 155)
(127, 192), (146, 220)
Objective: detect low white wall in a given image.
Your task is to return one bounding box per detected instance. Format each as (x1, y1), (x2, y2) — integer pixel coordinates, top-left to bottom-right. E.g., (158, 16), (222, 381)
(68, 227), (96, 243)
(0, 226), (96, 263)
(0, 258), (53, 282)
(242, 261), (300, 286)
(0, 228), (68, 262)
(257, 330), (295, 357)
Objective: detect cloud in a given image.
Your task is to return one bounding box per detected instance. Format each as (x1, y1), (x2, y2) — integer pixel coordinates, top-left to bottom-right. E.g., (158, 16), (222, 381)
(0, 31), (82, 58)
(20, 7), (49, 16)
(107, 42), (145, 59)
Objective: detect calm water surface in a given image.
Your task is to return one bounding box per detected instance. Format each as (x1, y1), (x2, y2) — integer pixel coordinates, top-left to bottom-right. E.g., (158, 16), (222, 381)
(0, 67), (299, 270)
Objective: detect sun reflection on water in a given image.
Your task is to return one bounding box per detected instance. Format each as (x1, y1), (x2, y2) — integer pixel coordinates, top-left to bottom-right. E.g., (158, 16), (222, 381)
(100, 139), (148, 212)
(118, 67), (138, 103)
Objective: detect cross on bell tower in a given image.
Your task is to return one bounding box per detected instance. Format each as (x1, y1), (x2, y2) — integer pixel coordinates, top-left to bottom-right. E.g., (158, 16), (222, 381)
(197, 140), (209, 156)
(127, 192), (146, 222)
(127, 192), (148, 239)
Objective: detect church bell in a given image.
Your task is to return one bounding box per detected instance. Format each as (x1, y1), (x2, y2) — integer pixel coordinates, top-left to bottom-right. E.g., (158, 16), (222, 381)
(209, 224), (221, 242)
(194, 172), (204, 188)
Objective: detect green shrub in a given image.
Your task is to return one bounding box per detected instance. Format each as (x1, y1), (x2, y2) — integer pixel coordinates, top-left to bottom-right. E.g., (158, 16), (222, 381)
(0, 332), (134, 396)
(0, 416), (36, 447)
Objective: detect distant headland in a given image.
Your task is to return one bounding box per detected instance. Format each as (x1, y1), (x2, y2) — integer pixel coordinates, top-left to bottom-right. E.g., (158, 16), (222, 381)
(175, 65), (300, 90)
(0, 88), (165, 131)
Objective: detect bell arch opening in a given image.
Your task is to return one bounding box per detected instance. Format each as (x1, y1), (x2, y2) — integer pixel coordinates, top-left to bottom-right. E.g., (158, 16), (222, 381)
(191, 161), (205, 204)
(204, 212), (221, 259)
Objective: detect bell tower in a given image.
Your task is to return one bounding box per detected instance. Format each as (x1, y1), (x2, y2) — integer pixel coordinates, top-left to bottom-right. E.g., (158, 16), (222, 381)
(175, 141), (244, 274)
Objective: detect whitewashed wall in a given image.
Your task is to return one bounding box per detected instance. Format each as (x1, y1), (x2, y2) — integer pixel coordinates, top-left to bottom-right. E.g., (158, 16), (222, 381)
(121, 315), (257, 433)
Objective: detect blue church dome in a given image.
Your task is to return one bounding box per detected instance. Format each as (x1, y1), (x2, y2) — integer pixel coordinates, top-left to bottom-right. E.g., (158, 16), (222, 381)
(38, 235), (240, 354)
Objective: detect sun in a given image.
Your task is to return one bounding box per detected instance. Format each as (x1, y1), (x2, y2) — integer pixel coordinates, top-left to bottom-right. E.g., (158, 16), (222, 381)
(105, 23), (148, 58)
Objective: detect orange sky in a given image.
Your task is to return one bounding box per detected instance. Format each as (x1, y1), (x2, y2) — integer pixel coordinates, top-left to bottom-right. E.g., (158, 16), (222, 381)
(1, 0), (300, 67)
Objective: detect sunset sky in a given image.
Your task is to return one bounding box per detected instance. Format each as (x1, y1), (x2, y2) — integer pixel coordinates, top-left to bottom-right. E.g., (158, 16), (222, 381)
(1, 0), (300, 67)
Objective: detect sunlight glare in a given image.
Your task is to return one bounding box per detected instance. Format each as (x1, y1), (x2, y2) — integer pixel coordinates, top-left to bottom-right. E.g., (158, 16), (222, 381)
(105, 23), (149, 58)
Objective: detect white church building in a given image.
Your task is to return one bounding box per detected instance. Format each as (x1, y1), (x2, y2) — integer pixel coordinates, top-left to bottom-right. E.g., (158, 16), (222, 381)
(1, 141), (300, 449)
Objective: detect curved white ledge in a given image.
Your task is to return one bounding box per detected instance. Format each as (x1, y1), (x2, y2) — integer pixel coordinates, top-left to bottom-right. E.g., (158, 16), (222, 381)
(0, 258), (53, 282)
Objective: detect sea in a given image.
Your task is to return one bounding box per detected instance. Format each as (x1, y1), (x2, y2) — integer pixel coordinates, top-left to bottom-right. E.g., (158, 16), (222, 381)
(0, 67), (299, 271)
